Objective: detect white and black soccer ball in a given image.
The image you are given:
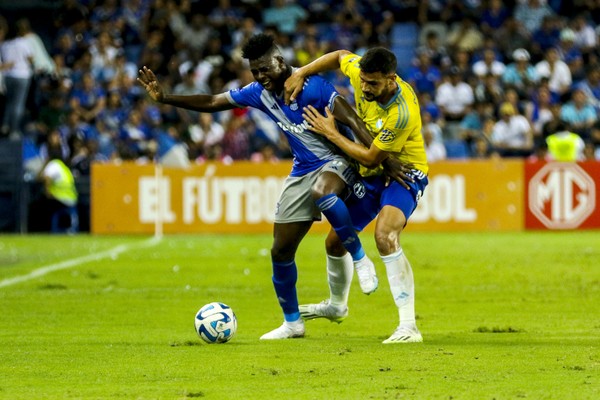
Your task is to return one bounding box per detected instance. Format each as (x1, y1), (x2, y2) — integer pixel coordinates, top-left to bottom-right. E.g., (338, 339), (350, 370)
(194, 302), (237, 344)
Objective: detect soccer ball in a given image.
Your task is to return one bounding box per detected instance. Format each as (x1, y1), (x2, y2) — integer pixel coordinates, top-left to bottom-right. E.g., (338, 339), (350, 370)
(194, 302), (237, 344)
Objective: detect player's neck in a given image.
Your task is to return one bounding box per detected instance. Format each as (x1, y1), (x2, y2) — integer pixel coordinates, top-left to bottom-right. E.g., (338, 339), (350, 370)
(273, 66), (293, 96)
(378, 82), (399, 105)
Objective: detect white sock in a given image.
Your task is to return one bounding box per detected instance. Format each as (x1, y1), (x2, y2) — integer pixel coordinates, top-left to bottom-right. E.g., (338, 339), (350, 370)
(285, 319), (304, 327)
(381, 248), (416, 327)
(326, 253), (353, 307)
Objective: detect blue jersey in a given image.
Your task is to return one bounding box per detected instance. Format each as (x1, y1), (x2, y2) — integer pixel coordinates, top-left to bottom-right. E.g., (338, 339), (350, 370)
(226, 75), (343, 177)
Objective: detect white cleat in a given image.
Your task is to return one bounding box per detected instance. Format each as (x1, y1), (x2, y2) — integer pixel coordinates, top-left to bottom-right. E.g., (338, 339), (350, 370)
(299, 300), (348, 323)
(260, 320), (305, 340)
(382, 325), (423, 344)
(354, 256), (378, 295)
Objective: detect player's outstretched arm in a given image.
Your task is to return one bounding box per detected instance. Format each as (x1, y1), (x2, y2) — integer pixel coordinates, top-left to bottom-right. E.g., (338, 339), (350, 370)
(284, 50), (352, 104)
(137, 66), (234, 112)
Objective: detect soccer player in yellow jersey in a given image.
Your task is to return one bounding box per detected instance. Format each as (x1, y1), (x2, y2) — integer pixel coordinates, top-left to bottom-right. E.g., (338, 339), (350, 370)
(285, 47), (429, 343)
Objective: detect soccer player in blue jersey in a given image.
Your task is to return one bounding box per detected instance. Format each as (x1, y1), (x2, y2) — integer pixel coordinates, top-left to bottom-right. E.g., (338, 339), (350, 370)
(285, 47), (428, 343)
(138, 34), (403, 340)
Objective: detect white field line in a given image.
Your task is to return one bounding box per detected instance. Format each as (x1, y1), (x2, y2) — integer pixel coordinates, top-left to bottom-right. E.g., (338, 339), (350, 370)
(0, 237), (161, 288)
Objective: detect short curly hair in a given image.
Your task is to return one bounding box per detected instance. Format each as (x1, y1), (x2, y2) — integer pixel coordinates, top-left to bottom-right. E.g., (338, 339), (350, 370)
(241, 34), (277, 61)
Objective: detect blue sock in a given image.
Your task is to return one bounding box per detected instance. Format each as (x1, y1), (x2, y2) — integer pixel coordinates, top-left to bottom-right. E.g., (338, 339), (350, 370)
(316, 194), (365, 261)
(271, 259), (300, 322)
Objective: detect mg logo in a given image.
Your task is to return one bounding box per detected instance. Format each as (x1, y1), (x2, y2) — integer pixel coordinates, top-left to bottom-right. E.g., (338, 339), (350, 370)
(529, 163), (596, 229)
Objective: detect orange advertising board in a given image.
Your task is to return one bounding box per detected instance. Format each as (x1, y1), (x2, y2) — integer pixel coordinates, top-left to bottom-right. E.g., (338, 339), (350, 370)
(407, 159), (524, 232)
(92, 160), (524, 234)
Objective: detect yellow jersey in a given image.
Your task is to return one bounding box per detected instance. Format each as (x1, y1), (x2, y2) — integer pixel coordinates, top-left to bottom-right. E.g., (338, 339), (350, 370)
(340, 53), (429, 176)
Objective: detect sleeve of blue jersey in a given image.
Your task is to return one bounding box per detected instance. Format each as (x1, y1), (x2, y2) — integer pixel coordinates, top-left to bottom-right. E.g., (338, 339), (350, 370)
(227, 82), (262, 109)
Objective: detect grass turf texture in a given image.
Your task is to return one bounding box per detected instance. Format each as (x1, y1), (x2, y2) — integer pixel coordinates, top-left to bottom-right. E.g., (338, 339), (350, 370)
(0, 232), (598, 399)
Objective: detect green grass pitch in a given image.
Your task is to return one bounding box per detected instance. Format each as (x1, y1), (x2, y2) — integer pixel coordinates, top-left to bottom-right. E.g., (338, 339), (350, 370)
(0, 231), (598, 399)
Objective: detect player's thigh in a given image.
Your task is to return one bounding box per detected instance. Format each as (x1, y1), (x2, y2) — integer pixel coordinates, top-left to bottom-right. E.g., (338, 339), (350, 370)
(312, 158), (358, 198)
(344, 175), (386, 231)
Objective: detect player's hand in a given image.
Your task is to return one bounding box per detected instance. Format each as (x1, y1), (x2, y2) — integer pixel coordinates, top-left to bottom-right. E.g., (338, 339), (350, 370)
(284, 69), (306, 105)
(382, 157), (414, 189)
(303, 105), (338, 140)
(137, 66), (165, 103)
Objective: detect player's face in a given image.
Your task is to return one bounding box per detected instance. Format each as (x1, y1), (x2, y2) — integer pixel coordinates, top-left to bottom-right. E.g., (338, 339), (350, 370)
(249, 55), (287, 92)
(359, 71), (396, 103)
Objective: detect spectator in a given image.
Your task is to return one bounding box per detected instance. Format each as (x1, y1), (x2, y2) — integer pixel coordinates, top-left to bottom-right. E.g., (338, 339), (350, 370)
(583, 141), (598, 161)
(423, 128), (446, 163)
(295, 35), (324, 67)
(557, 28), (585, 82)
(69, 71), (106, 122)
(535, 47), (572, 97)
(576, 65), (600, 110)
(502, 48), (539, 98)
(571, 13), (597, 56)
(480, 0), (510, 36)
(546, 122), (585, 161)
(89, 30), (120, 83)
(474, 73), (504, 105)
(415, 30), (451, 70)
(446, 15), (484, 53)
(472, 49), (506, 80)
(531, 15), (561, 60)
(459, 101), (494, 146)
(435, 66), (475, 138)
(491, 102), (534, 157)
(39, 145), (78, 234)
(406, 51), (442, 97)
(262, 0), (308, 36)
(16, 18), (55, 76)
(494, 16), (531, 61)
(529, 86), (556, 145)
(221, 114), (251, 161)
(0, 20), (34, 139)
(187, 113), (225, 161)
(514, 0), (555, 34)
(560, 88), (598, 139)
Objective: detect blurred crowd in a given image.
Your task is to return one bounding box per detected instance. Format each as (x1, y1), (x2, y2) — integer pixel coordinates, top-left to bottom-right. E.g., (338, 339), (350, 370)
(0, 0), (599, 180)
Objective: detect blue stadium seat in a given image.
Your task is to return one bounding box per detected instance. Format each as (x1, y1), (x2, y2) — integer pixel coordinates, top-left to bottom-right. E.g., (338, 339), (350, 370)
(391, 22), (419, 46)
(444, 139), (470, 159)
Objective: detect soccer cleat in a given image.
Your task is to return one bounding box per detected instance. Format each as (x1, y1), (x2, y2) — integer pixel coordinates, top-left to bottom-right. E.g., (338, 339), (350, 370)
(382, 325), (423, 344)
(299, 300), (348, 323)
(259, 320), (305, 340)
(354, 256), (378, 294)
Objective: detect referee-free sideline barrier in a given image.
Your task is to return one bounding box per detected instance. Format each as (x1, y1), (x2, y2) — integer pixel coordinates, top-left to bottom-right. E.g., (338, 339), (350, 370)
(91, 160), (600, 234)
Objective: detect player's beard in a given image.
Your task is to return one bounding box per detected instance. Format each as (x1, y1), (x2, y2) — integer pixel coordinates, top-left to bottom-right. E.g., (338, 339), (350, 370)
(363, 92), (376, 102)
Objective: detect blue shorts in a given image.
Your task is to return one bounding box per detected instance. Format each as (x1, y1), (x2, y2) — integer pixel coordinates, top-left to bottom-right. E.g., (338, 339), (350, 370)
(345, 171), (428, 231)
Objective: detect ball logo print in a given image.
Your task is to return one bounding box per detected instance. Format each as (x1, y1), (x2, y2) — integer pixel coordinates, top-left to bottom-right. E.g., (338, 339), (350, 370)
(194, 302), (237, 344)
(528, 163), (596, 229)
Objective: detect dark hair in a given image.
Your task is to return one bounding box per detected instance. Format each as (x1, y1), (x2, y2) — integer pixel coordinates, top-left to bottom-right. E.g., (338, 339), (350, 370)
(241, 34), (277, 61)
(360, 47), (397, 75)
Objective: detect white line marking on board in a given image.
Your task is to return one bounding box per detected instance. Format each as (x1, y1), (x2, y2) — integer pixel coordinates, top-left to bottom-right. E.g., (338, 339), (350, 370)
(0, 237), (161, 288)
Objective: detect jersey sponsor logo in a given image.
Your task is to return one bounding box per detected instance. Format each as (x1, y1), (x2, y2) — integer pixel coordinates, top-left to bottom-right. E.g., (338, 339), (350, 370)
(378, 129), (395, 143)
(276, 120), (310, 135)
(529, 163), (596, 229)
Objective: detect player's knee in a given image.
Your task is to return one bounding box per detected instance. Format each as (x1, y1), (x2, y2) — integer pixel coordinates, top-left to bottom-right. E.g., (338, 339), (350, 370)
(325, 234), (346, 257)
(374, 230), (399, 255)
(271, 245), (295, 263)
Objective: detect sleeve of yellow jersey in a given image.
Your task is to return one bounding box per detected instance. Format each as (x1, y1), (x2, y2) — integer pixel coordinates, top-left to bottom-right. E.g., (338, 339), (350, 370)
(340, 53), (362, 87)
